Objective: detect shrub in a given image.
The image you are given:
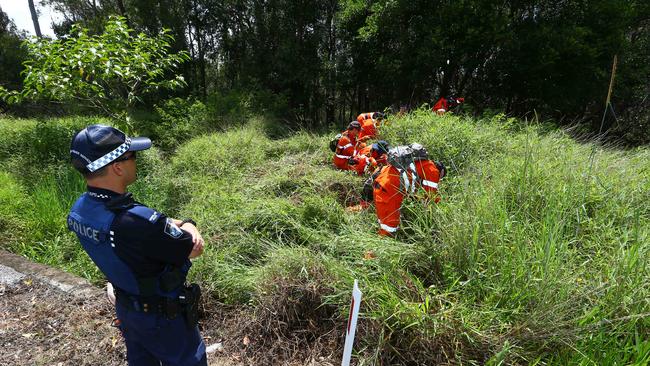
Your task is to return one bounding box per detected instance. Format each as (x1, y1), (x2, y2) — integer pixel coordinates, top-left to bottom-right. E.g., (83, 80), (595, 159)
(382, 107), (509, 173)
(0, 17), (189, 121)
(149, 98), (210, 150)
(206, 89), (254, 126)
(172, 126), (269, 178)
(0, 171), (30, 246)
(0, 116), (107, 184)
(206, 88), (290, 128)
(1, 111), (648, 364)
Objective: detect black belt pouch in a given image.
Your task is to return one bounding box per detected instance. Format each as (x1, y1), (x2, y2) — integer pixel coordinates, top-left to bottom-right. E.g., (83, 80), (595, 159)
(181, 284), (201, 329)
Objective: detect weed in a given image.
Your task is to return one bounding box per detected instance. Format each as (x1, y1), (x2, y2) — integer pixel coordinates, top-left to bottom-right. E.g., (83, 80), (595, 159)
(1, 113), (648, 364)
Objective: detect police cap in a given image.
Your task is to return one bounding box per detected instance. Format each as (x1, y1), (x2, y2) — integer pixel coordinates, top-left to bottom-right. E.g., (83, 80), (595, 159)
(70, 124), (151, 173)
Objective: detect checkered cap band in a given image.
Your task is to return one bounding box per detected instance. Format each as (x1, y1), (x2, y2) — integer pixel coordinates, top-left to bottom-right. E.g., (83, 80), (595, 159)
(85, 138), (132, 172)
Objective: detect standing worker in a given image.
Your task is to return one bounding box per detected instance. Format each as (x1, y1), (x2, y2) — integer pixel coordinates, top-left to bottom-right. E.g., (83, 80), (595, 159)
(333, 121), (363, 172)
(67, 125), (207, 366)
(372, 144), (445, 236)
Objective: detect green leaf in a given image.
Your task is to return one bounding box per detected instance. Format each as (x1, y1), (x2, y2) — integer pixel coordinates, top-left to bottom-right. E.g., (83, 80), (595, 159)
(7, 16), (188, 119)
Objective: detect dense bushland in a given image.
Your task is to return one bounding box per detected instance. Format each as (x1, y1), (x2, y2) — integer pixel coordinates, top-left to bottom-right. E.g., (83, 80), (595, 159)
(0, 112), (648, 364)
(3, 2), (650, 143)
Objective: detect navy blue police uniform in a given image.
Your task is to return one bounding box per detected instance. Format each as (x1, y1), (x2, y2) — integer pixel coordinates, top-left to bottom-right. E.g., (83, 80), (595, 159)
(67, 125), (207, 366)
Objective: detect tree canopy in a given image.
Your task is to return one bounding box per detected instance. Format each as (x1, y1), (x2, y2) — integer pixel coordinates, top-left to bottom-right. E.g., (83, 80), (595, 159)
(2, 1), (649, 142)
(0, 17), (189, 120)
(0, 6), (27, 94)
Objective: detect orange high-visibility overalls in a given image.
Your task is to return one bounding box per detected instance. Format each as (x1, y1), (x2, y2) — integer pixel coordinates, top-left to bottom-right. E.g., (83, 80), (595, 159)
(356, 112), (375, 123)
(433, 97), (448, 114)
(373, 160), (441, 236)
(358, 118), (378, 141)
(333, 131), (358, 171)
(352, 145), (387, 175)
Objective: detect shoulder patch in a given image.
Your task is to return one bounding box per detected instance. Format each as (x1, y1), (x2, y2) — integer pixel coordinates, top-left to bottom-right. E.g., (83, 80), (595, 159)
(148, 211), (160, 223)
(127, 205), (161, 224)
(164, 218), (183, 238)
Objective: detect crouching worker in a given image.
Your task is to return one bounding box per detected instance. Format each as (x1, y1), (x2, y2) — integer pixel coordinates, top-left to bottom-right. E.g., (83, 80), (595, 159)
(68, 125), (207, 366)
(356, 112), (385, 142)
(333, 121), (363, 172)
(356, 111), (384, 124)
(372, 143), (446, 236)
(433, 96), (464, 115)
(351, 140), (390, 176)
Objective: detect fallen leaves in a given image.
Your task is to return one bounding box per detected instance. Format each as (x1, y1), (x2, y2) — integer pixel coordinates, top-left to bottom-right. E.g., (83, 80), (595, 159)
(363, 250), (377, 260)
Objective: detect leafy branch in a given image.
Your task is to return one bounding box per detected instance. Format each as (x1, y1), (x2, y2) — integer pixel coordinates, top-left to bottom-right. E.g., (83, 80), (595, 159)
(0, 16), (190, 121)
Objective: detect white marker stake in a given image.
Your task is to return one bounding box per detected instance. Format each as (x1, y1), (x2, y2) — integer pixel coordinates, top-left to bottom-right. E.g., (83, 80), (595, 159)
(342, 280), (362, 366)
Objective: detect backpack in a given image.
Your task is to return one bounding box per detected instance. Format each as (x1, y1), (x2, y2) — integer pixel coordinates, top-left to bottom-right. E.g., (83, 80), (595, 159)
(329, 133), (342, 152)
(387, 143), (429, 172)
(388, 143), (429, 194)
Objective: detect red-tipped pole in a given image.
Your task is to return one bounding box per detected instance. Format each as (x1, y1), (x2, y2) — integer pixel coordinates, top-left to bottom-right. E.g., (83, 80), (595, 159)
(342, 280), (362, 366)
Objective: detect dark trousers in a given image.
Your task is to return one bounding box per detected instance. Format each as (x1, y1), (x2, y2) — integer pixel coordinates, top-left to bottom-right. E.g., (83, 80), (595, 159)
(116, 302), (207, 366)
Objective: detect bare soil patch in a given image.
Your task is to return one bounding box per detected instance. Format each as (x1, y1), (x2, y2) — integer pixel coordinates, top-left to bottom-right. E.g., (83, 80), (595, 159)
(0, 278), (241, 366)
(1, 277), (341, 366)
(0, 278), (126, 365)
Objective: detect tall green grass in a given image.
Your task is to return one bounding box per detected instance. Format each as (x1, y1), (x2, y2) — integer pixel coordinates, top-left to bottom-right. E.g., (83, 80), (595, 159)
(0, 111), (647, 364)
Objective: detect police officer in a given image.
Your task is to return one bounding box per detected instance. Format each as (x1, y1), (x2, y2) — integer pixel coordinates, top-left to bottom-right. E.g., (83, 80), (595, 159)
(67, 124), (207, 366)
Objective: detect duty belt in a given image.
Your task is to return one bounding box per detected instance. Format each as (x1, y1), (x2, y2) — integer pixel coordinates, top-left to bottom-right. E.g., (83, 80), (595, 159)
(114, 287), (181, 319)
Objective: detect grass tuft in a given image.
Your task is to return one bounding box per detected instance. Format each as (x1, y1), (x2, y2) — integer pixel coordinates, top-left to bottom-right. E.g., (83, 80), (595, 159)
(1, 112), (648, 364)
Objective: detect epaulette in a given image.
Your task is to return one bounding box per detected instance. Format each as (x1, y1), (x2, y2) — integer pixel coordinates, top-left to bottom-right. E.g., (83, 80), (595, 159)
(127, 205), (162, 224)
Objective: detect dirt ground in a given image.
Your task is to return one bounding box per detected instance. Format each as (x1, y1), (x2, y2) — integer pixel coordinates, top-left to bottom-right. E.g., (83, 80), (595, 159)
(0, 277), (341, 366)
(0, 278), (240, 366)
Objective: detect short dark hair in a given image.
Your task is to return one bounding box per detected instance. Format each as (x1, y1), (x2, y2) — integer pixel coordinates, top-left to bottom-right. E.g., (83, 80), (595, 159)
(435, 161), (446, 179)
(73, 158), (108, 179)
(73, 152), (136, 179)
(348, 121), (361, 130)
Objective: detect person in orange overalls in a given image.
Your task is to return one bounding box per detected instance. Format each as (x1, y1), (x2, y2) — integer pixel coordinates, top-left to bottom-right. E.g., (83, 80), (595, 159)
(333, 121), (362, 171)
(356, 112), (383, 124)
(356, 112), (385, 142)
(433, 96), (464, 115)
(350, 140), (389, 176)
(373, 153), (445, 236)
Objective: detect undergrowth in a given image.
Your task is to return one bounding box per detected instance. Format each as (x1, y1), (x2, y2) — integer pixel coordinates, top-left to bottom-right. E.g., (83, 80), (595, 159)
(0, 109), (648, 364)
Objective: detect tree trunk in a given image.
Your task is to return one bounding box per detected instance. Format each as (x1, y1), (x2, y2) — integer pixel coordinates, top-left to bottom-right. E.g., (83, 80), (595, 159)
(115, 0), (131, 26)
(324, 1), (336, 125)
(27, 0), (42, 38)
(193, 0), (206, 99)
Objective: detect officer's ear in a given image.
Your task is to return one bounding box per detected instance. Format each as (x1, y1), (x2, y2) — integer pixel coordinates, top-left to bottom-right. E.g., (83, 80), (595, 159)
(109, 160), (126, 177)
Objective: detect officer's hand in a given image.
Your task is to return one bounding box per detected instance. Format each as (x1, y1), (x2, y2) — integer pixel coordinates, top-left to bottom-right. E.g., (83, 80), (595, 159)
(181, 222), (205, 256)
(189, 245), (204, 259)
